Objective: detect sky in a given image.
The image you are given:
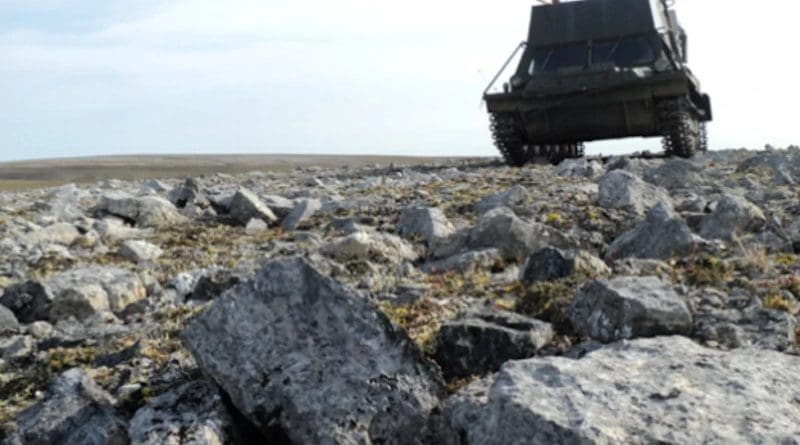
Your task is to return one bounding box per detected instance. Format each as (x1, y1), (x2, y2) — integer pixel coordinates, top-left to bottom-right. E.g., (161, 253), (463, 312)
(0, 0), (798, 162)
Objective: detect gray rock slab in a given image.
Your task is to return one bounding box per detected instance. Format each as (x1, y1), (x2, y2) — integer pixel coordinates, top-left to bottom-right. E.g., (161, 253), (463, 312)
(182, 257), (444, 444)
(434, 336), (800, 445)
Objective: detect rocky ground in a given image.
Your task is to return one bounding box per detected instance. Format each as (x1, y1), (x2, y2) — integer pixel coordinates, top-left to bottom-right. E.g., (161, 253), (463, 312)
(1, 148), (799, 444)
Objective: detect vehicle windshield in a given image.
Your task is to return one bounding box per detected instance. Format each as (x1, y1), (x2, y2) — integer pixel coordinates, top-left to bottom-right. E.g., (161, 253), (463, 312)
(592, 36), (656, 67)
(529, 44), (587, 74)
(527, 36), (657, 75)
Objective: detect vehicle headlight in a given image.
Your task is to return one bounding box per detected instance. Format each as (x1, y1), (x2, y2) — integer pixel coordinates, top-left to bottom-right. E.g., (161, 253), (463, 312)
(510, 75), (526, 89)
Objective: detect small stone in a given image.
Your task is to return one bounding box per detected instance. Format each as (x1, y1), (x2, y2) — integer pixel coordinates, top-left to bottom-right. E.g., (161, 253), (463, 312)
(475, 185), (530, 215)
(28, 320), (55, 339)
(570, 276), (692, 342)
(4, 369), (127, 444)
(0, 335), (34, 361)
(188, 270), (240, 302)
(521, 247), (610, 283)
(0, 280), (54, 323)
(244, 218), (268, 235)
(129, 379), (235, 445)
(118, 240), (163, 263)
(423, 249), (503, 274)
(0, 304), (20, 335)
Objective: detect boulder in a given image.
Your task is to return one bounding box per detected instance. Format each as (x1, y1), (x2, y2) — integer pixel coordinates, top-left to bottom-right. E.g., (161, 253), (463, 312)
(434, 308), (553, 379)
(96, 193), (188, 228)
(93, 217), (151, 242)
(118, 240), (163, 263)
(0, 281), (54, 323)
(605, 202), (701, 261)
(597, 170), (670, 216)
(182, 257), (444, 444)
(699, 193), (766, 240)
(0, 304), (19, 335)
(554, 158), (603, 179)
(789, 216), (800, 244)
(570, 276), (692, 342)
(4, 369), (128, 445)
(166, 178), (208, 208)
(468, 207), (570, 261)
(187, 270), (240, 302)
(262, 195), (298, 218)
(21, 223), (80, 247)
(321, 231), (418, 264)
(47, 267), (146, 320)
(227, 188), (277, 225)
(396, 207), (456, 247)
(521, 247), (610, 283)
(434, 336), (800, 445)
(693, 307), (797, 351)
(281, 198), (321, 231)
(643, 158), (702, 189)
(128, 379), (235, 445)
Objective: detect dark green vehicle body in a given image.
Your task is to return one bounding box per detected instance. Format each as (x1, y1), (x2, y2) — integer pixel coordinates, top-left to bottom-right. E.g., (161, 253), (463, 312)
(485, 0), (712, 165)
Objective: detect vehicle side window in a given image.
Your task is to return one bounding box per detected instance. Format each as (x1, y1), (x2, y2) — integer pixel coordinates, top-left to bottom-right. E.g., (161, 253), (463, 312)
(530, 44), (587, 74)
(592, 36), (655, 68)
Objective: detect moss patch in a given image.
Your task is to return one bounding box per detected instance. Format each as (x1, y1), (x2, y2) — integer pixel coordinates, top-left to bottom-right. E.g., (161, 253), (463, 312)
(514, 279), (577, 335)
(684, 255), (734, 287)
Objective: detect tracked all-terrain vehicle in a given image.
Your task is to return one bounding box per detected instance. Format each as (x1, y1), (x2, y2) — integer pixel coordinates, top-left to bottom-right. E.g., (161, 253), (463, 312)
(484, 0), (712, 166)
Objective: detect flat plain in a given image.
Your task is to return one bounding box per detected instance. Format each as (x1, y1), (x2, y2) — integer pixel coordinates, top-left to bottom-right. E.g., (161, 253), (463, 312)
(0, 154), (458, 191)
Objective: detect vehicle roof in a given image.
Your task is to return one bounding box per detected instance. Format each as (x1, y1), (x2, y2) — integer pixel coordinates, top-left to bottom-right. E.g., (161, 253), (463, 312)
(528, 0), (670, 47)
